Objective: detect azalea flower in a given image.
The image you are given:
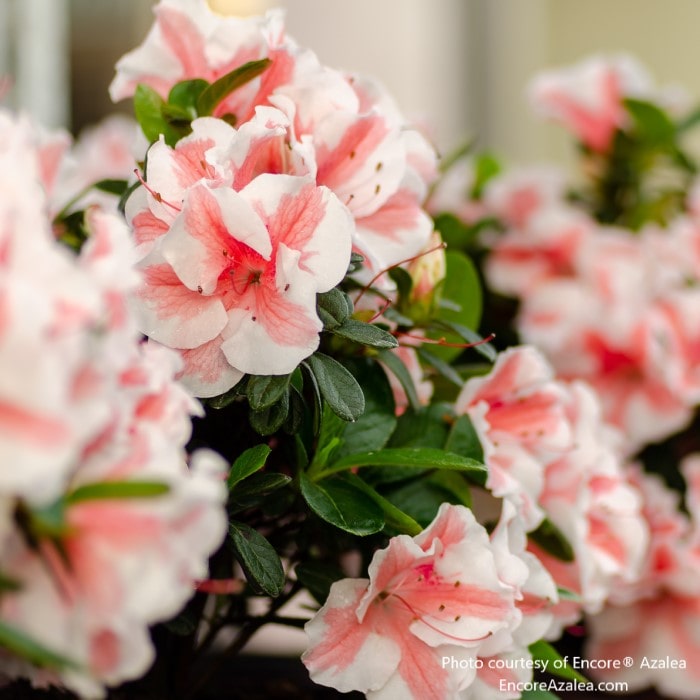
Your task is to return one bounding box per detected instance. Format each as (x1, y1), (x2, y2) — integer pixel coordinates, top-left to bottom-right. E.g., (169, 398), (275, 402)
(585, 462), (700, 698)
(304, 503), (550, 699)
(455, 346), (573, 530)
(0, 113), (228, 696)
(528, 54), (652, 152)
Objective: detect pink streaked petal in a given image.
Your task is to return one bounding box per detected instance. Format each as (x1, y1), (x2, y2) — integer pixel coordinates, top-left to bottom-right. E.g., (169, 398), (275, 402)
(178, 336), (243, 398)
(137, 261), (228, 348)
(458, 346), (555, 409)
(303, 578), (401, 695)
(221, 284), (321, 375)
(244, 175), (352, 291)
(155, 5), (208, 78)
(315, 111), (404, 218)
(0, 401), (67, 448)
(161, 185), (271, 295)
(354, 190), (433, 272)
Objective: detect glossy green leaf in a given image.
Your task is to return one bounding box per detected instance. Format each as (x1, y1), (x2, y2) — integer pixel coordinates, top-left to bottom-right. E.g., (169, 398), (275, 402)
(227, 444), (272, 490)
(197, 58), (272, 116)
(318, 447), (486, 481)
(228, 521), (285, 597)
(299, 473), (384, 536)
(316, 287), (352, 329)
(377, 348), (421, 412)
(249, 390), (289, 435)
(228, 473), (292, 513)
(65, 480), (170, 504)
(0, 621), (78, 670)
(445, 414), (485, 464)
(427, 251), (483, 362)
(334, 359), (397, 460)
(133, 83), (186, 145)
(331, 319), (398, 349)
(306, 353), (365, 422)
(388, 403), (453, 450)
(246, 373), (291, 410)
(168, 78), (209, 113)
(340, 472), (422, 536)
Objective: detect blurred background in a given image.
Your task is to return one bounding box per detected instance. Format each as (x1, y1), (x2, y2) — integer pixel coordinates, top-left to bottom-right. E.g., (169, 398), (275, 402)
(2, 0), (700, 170)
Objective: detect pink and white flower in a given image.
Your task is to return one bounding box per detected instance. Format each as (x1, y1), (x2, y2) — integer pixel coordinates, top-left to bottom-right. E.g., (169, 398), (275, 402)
(134, 172), (353, 397)
(585, 463), (700, 698)
(303, 503), (556, 700)
(0, 111), (228, 696)
(455, 346), (573, 530)
(528, 54), (652, 152)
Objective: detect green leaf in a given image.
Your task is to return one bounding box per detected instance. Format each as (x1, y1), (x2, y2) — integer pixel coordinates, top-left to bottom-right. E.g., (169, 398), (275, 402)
(427, 251), (483, 362)
(228, 473), (292, 513)
(347, 252), (365, 274)
(387, 403), (453, 451)
(377, 348), (420, 412)
(529, 640), (588, 683)
(383, 475), (458, 527)
(470, 151), (502, 199)
(246, 373), (291, 410)
(309, 404), (347, 471)
(388, 266), (414, 301)
(168, 78), (209, 113)
(445, 414), (485, 464)
(530, 518), (575, 562)
(295, 561), (346, 606)
(65, 480), (170, 504)
(161, 101), (194, 126)
(93, 178), (129, 196)
(316, 288), (352, 329)
(306, 353), (365, 422)
(318, 447), (486, 482)
(249, 390), (289, 435)
(331, 319), (398, 349)
(228, 521), (285, 597)
(299, 473), (384, 536)
(340, 472), (422, 536)
(433, 212), (473, 249)
(197, 58), (272, 116)
(133, 83), (186, 145)
(427, 470), (472, 507)
(228, 444), (272, 490)
(334, 359), (397, 460)
(207, 376), (247, 409)
(624, 98), (675, 145)
(417, 346), (464, 388)
(0, 620), (78, 670)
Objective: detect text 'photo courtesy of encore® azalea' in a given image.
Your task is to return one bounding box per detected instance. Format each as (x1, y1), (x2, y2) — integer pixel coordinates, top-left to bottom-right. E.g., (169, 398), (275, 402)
(3, 1), (700, 699)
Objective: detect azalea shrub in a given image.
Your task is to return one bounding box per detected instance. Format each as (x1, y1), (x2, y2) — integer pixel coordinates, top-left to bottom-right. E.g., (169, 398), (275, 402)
(0, 2), (697, 700)
(431, 53), (700, 699)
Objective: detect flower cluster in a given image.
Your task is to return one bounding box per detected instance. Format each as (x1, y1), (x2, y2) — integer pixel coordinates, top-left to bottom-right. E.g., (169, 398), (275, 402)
(0, 111), (227, 697)
(111, 0), (435, 397)
(585, 461), (700, 699)
(4, 4), (699, 700)
(431, 52), (700, 698)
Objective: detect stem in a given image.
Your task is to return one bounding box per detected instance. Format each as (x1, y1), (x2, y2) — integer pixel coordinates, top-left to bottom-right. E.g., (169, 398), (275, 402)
(185, 582), (303, 699)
